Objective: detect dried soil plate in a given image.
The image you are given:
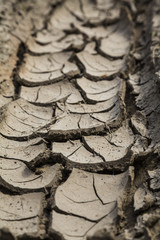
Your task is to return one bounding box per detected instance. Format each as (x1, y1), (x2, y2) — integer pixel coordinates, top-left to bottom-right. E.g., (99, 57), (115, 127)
(99, 19), (132, 58)
(0, 98), (53, 139)
(49, 168), (129, 240)
(52, 140), (103, 164)
(0, 135), (48, 166)
(76, 76), (121, 103)
(0, 158), (61, 193)
(18, 52), (79, 86)
(27, 33), (84, 54)
(20, 80), (83, 105)
(77, 50), (125, 79)
(49, 79), (124, 140)
(0, 192), (44, 237)
(51, 125), (134, 172)
(49, 112), (105, 140)
(49, 2), (81, 31)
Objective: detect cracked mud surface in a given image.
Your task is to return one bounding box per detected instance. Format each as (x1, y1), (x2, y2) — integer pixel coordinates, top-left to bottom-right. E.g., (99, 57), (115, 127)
(0, 0), (160, 239)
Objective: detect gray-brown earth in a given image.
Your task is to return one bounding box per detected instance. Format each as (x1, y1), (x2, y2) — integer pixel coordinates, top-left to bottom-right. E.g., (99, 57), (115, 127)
(0, 0), (160, 239)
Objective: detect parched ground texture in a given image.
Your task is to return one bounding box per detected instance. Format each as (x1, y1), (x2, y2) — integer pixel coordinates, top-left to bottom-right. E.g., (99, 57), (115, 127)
(0, 0), (160, 239)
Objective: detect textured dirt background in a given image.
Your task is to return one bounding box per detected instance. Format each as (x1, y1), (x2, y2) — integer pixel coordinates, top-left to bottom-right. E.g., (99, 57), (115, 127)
(0, 0), (160, 239)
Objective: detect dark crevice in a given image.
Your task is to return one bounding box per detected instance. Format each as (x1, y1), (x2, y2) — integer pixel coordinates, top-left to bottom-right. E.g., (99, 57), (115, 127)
(53, 206), (97, 223)
(12, 42), (27, 100)
(92, 175), (104, 205)
(125, 80), (137, 118)
(0, 185), (19, 196)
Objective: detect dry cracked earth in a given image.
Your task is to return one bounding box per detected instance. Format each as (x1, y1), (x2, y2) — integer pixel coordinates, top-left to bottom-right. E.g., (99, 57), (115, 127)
(0, 0), (160, 239)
